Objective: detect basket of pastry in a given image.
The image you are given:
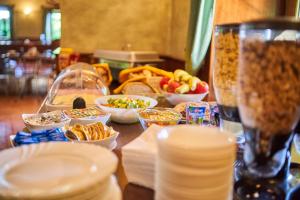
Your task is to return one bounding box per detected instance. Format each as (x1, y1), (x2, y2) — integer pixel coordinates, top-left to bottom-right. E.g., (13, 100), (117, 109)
(113, 65), (173, 96)
(65, 122), (119, 150)
(93, 63), (113, 86)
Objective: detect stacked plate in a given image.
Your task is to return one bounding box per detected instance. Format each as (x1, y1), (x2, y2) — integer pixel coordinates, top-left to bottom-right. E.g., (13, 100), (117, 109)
(0, 142), (121, 200)
(155, 125), (236, 200)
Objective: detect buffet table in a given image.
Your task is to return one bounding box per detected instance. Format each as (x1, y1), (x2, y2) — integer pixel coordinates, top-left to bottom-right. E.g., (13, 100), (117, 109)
(37, 94), (167, 200)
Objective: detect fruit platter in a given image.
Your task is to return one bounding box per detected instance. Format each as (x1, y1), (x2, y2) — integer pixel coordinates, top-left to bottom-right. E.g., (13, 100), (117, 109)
(160, 70), (209, 105)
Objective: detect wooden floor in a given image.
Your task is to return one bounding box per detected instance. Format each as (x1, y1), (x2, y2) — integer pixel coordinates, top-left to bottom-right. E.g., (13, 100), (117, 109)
(0, 95), (44, 150)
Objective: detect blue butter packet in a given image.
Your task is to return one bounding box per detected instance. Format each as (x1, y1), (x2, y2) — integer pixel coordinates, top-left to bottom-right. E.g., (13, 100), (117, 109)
(14, 128), (67, 146)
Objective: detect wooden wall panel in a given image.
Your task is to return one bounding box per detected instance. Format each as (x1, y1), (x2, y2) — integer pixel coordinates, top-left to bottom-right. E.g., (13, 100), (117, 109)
(214, 0), (280, 25)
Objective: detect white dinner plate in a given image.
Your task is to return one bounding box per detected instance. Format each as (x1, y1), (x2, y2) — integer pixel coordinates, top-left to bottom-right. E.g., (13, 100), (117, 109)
(0, 142), (118, 199)
(55, 176), (116, 200)
(157, 125), (236, 151)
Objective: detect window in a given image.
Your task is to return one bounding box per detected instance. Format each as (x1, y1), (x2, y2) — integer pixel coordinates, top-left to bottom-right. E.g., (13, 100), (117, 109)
(0, 6), (12, 40)
(45, 9), (61, 41)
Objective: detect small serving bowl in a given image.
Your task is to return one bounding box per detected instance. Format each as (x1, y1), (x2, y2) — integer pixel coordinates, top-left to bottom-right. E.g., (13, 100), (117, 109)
(138, 107), (182, 130)
(64, 123), (119, 150)
(22, 111), (71, 132)
(95, 95), (158, 124)
(63, 107), (111, 125)
(163, 92), (208, 106)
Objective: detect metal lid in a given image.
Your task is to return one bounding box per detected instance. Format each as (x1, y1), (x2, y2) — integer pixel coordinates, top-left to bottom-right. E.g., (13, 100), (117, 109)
(215, 23), (240, 32)
(240, 18), (300, 30)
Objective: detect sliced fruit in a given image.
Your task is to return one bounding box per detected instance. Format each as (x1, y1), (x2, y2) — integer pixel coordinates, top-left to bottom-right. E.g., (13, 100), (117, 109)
(160, 77), (170, 88)
(163, 84), (169, 91)
(167, 81), (181, 93)
(174, 69), (189, 82)
(194, 81), (209, 94)
(181, 74), (192, 82)
(188, 77), (201, 91)
(175, 83), (190, 94)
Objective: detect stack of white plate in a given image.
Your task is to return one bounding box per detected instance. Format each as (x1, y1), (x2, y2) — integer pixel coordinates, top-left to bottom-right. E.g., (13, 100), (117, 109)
(155, 125), (236, 200)
(0, 142), (121, 200)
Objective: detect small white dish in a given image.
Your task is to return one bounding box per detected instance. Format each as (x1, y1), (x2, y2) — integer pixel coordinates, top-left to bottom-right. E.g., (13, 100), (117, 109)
(22, 111), (71, 132)
(68, 113), (111, 125)
(95, 95), (158, 124)
(163, 92), (208, 105)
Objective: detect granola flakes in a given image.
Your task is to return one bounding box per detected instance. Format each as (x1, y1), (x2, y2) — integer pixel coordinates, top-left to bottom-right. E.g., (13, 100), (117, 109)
(213, 31), (239, 107)
(238, 39), (300, 137)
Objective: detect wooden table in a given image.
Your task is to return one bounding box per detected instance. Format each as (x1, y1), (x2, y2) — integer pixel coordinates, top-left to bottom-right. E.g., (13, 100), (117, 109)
(105, 96), (172, 199)
(37, 95), (169, 200)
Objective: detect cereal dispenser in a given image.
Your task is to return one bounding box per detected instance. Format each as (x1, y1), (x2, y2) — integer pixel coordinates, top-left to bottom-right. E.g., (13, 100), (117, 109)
(213, 23), (243, 136)
(235, 18), (300, 200)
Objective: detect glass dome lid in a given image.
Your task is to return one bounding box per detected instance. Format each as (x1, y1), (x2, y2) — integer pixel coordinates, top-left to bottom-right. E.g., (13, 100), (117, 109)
(46, 62), (109, 110)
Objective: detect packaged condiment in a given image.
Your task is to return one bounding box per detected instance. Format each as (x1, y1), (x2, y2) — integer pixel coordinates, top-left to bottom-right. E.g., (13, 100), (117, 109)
(208, 102), (220, 126)
(13, 128), (67, 146)
(186, 103), (207, 125)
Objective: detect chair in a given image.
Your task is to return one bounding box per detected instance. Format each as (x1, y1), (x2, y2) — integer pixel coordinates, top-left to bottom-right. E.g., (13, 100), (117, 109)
(0, 74), (10, 95)
(39, 55), (55, 76)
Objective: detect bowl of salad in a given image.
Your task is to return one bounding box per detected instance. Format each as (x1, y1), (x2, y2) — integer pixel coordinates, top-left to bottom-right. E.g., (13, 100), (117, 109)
(95, 95), (157, 124)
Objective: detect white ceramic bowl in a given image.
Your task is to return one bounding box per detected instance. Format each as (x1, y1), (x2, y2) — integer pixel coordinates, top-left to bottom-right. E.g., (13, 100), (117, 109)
(22, 113), (71, 132)
(163, 92), (208, 105)
(67, 113), (111, 125)
(65, 125), (119, 150)
(95, 95), (158, 124)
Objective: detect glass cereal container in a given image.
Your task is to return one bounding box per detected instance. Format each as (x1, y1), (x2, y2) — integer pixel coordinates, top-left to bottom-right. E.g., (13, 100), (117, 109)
(213, 23), (243, 136)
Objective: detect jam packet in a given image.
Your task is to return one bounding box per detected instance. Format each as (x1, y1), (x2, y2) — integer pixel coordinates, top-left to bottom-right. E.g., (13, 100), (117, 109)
(186, 103), (207, 125)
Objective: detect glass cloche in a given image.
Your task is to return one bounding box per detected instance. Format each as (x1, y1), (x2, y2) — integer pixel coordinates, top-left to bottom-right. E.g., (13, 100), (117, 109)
(46, 62), (109, 111)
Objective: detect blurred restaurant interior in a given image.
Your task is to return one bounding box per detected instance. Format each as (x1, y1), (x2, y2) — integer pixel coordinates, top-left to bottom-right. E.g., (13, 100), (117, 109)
(0, 0), (300, 200)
